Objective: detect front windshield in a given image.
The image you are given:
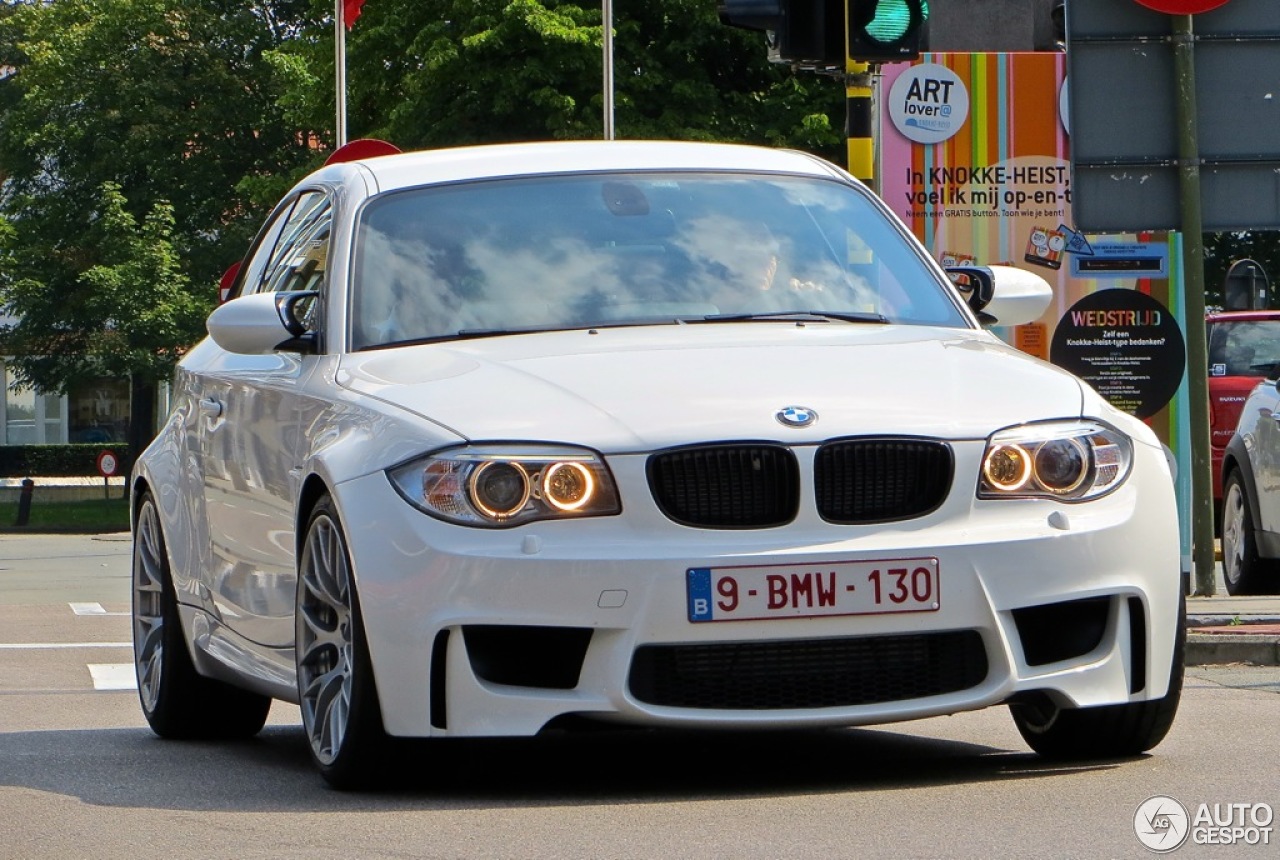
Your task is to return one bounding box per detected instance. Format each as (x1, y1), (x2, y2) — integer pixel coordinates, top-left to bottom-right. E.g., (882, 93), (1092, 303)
(351, 172), (967, 350)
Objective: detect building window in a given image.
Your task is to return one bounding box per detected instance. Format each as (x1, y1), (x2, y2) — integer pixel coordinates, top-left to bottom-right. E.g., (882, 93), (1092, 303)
(2, 361), (69, 444)
(69, 379), (130, 443)
(1, 361), (161, 445)
(3, 381), (37, 444)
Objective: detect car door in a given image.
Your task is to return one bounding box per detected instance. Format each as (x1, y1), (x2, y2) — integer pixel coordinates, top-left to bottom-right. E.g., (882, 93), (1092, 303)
(1244, 374), (1280, 536)
(1209, 318), (1280, 489)
(198, 190), (332, 648)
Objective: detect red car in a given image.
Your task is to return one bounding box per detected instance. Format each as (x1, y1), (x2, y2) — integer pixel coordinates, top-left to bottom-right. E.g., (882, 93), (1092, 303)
(1208, 310), (1280, 511)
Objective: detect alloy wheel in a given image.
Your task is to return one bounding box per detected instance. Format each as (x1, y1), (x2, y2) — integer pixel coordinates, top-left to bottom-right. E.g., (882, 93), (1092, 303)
(297, 512), (355, 766)
(133, 499), (167, 714)
(1221, 481), (1247, 588)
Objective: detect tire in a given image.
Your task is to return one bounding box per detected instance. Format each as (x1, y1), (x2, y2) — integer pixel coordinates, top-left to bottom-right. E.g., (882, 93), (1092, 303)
(132, 491), (272, 739)
(1220, 470), (1280, 596)
(1010, 595), (1184, 760)
(295, 494), (389, 789)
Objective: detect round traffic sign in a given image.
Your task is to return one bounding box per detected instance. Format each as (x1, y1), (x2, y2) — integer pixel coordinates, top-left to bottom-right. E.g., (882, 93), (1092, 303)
(323, 138), (401, 166)
(96, 450), (120, 478)
(1132, 0), (1231, 13)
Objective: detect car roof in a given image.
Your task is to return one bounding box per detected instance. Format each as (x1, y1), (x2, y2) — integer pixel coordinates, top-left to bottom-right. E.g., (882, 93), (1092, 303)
(1206, 309), (1280, 322)
(314, 140), (850, 193)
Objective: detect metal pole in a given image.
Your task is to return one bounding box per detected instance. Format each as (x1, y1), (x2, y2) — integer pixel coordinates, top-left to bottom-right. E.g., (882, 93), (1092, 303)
(1173, 14), (1215, 595)
(844, 1), (876, 190)
(603, 0), (615, 140)
(335, 0), (348, 148)
(846, 61), (875, 190)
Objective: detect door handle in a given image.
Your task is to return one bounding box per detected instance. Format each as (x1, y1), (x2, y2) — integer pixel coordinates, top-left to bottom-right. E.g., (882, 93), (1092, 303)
(199, 398), (224, 419)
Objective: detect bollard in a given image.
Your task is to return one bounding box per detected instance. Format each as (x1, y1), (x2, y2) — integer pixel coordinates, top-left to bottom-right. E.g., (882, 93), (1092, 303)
(15, 478), (34, 527)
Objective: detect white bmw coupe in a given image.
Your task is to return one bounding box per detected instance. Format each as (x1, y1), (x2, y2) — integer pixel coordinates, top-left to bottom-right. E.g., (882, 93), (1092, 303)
(131, 140), (1183, 788)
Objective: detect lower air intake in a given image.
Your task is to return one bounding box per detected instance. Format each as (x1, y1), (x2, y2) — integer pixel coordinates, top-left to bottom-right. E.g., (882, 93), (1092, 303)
(628, 630), (988, 710)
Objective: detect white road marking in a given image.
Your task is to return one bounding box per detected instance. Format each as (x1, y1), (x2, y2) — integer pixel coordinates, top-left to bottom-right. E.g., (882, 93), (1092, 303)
(0, 642), (131, 650)
(69, 602), (129, 617)
(88, 663), (137, 691)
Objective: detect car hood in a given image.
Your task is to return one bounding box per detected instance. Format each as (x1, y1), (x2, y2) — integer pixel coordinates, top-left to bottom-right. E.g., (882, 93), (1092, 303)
(336, 324), (1086, 451)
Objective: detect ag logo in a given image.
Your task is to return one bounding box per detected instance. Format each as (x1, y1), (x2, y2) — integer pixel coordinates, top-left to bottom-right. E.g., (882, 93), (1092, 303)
(1134, 795), (1190, 853)
(888, 63), (970, 145)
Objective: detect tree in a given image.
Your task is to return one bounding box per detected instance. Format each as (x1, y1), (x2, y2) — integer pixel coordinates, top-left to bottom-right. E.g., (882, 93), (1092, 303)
(0, 0), (845, 459)
(287, 0), (843, 160)
(3, 183), (203, 455)
(1204, 231), (1280, 310)
(0, 0), (318, 456)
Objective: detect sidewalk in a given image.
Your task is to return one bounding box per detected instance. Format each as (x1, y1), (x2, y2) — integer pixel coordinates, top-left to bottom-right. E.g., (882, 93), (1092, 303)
(0, 475), (127, 504)
(1185, 562), (1280, 666)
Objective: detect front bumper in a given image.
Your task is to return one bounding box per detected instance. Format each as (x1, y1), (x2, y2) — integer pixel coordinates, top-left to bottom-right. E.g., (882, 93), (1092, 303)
(334, 439), (1181, 738)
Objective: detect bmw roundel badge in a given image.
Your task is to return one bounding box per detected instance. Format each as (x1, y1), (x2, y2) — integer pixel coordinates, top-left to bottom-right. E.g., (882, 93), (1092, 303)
(776, 405), (817, 427)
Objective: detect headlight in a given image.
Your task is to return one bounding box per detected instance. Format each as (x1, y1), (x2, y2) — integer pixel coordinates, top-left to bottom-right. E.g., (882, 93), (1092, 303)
(388, 444), (621, 527)
(978, 420), (1132, 501)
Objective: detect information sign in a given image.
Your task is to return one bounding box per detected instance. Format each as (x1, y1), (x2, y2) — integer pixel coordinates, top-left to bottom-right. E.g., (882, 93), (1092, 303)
(1068, 0), (1280, 232)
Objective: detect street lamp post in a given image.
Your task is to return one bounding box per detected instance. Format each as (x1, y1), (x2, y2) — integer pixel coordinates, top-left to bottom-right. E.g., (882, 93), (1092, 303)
(603, 0), (615, 140)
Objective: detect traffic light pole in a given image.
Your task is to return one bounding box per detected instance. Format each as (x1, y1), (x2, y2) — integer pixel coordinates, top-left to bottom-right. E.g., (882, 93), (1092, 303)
(1172, 14), (1216, 596)
(845, 61), (877, 191)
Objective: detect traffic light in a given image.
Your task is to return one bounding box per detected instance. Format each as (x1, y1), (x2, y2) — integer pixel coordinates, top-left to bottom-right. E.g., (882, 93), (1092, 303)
(848, 0), (930, 63)
(718, 1), (845, 68)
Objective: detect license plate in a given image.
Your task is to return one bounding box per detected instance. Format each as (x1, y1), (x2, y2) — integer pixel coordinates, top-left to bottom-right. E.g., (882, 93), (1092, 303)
(687, 558), (940, 623)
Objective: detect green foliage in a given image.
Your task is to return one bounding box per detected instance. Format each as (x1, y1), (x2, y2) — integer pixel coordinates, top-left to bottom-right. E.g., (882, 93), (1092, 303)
(0, 0), (319, 394)
(2, 182), (205, 389)
(286, 0), (843, 161)
(0, 1), (315, 279)
(1204, 232), (1280, 310)
(0, 0), (847, 407)
(0, 444), (129, 477)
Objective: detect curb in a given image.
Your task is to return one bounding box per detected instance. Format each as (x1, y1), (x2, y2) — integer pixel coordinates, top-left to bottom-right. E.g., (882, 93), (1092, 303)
(1186, 632), (1280, 666)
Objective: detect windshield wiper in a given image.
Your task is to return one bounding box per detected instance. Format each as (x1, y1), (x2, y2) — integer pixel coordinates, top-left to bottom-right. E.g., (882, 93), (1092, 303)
(359, 319), (689, 351)
(698, 310), (890, 325)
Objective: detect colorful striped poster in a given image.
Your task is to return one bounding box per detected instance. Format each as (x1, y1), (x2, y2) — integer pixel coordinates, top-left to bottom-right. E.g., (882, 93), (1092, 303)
(879, 52), (1191, 573)
(880, 53), (1187, 437)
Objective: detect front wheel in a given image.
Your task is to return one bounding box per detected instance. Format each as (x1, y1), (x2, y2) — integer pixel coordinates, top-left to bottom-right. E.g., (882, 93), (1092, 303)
(133, 490), (271, 739)
(1010, 595), (1184, 759)
(296, 494), (389, 789)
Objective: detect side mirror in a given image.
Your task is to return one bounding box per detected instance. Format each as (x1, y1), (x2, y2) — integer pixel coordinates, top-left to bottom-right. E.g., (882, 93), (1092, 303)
(946, 266), (995, 321)
(945, 264), (1052, 327)
(206, 291), (318, 355)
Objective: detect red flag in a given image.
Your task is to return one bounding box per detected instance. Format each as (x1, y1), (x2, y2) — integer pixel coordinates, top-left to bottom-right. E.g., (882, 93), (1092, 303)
(343, 0), (365, 30)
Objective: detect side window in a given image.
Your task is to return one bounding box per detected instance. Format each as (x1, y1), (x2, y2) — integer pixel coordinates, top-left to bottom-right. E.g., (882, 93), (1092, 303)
(253, 192), (332, 338)
(261, 193), (333, 295)
(234, 196), (303, 299)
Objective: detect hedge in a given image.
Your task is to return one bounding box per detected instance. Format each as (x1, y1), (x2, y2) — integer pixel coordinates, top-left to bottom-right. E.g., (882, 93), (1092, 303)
(0, 444), (131, 478)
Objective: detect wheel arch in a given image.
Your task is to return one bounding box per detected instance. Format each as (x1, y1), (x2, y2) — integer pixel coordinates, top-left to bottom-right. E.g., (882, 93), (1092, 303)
(130, 474), (152, 532)
(295, 474), (334, 559)
(1222, 439), (1265, 540)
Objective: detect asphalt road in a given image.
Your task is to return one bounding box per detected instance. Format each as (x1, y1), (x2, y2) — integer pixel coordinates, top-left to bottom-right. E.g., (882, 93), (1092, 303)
(2, 533), (1278, 859)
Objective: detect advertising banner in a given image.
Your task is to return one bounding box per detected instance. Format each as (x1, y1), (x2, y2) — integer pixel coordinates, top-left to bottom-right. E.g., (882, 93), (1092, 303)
(878, 52), (1191, 572)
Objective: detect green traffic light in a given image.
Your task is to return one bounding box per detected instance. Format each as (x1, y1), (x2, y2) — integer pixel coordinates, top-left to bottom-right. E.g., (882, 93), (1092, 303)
(866, 0), (929, 44)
